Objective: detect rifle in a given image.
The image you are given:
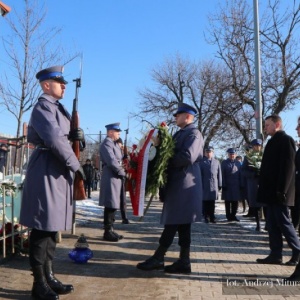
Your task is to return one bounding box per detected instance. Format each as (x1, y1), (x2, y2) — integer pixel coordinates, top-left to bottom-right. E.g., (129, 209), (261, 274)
(71, 66), (86, 200)
(122, 120), (129, 191)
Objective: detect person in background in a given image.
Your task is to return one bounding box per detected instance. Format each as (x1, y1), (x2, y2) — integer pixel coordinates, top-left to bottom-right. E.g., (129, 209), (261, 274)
(221, 148), (243, 222)
(235, 155), (246, 212)
(82, 159), (94, 199)
(290, 117), (300, 237)
(20, 66), (85, 299)
(115, 137), (130, 224)
(0, 143), (8, 174)
(136, 102), (203, 274)
(287, 116), (300, 281)
(99, 123), (126, 242)
(200, 146), (222, 223)
(256, 115), (300, 267)
(93, 167), (100, 190)
(241, 139), (266, 231)
(235, 155), (243, 165)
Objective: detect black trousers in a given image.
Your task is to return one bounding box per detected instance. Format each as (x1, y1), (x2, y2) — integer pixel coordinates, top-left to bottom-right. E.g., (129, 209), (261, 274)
(29, 229), (57, 267)
(203, 200), (216, 220)
(225, 201), (238, 220)
(104, 207), (117, 226)
(267, 204), (300, 258)
(84, 180), (92, 198)
(290, 205), (300, 233)
(159, 224), (191, 249)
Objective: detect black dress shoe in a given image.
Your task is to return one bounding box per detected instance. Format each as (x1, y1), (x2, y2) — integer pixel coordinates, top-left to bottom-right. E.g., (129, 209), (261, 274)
(285, 259), (298, 266)
(231, 216), (240, 222)
(256, 256), (282, 265)
(285, 253), (300, 266)
(48, 279), (74, 295)
(164, 259), (191, 274)
(286, 265), (300, 281)
(122, 219), (130, 224)
(136, 257), (164, 271)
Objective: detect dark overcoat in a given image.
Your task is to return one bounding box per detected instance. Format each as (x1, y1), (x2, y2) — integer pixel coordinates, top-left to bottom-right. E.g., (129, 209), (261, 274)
(257, 131), (295, 206)
(99, 137), (126, 209)
(200, 157), (222, 201)
(221, 159), (242, 201)
(241, 156), (261, 207)
(20, 94), (80, 231)
(160, 123), (204, 225)
(295, 149), (300, 208)
(83, 163), (94, 183)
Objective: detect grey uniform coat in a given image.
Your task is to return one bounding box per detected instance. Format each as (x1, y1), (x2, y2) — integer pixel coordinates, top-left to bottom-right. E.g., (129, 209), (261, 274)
(160, 123), (204, 225)
(20, 94), (80, 231)
(200, 157), (222, 201)
(221, 159), (242, 201)
(99, 137), (126, 209)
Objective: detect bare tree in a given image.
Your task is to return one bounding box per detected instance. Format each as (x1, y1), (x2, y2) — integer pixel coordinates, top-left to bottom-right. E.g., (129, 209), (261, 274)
(206, 0), (300, 140)
(136, 0), (300, 151)
(0, 0), (76, 138)
(137, 54), (242, 146)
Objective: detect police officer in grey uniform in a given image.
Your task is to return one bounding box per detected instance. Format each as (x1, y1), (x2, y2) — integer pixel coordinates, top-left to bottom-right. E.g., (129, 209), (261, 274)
(221, 148), (242, 222)
(20, 66), (85, 300)
(137, 102), (203, 274)
(99, 123), (126, 242)
(200, 146), (222, 223)
(241, 139), (266, 231)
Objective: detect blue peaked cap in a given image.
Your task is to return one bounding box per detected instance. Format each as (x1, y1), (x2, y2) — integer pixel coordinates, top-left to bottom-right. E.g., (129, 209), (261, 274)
(250, 139), (262, 146)
(105, 123), (122, 131)
(227, 148), (236, 154)
(36, 65), (68, 84)
(173, 103), (197, 116)
(205, 146), (214, 152)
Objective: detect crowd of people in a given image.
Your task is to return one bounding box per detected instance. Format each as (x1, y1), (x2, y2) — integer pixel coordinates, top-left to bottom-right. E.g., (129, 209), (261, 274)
(18, 64), (300, 299)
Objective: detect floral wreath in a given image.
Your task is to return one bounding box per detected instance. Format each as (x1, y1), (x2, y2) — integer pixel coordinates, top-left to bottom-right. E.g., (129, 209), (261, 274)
(124, 122), (174, 216)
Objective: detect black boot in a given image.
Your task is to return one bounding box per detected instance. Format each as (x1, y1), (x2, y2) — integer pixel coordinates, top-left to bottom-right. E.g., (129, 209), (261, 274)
(164, 247), (191, 274)
(111, 226), (124, 240)
(286, 262), (300, 281)
(103, 208), (124, 241)
(44, 261), (74, 295)
(103, 225), (119, 242)
(136, 245), (167, 270)
(31, 265), (59, 300)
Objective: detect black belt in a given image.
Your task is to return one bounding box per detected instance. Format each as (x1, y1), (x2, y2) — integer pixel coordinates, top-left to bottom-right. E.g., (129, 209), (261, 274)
(35, 145), (50, 150)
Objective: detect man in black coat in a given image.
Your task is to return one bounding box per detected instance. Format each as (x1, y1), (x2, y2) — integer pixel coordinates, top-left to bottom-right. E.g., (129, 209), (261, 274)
(256, 115), (300, 266)
(82, 159), (94, 198)
(287, 117), (300, 281)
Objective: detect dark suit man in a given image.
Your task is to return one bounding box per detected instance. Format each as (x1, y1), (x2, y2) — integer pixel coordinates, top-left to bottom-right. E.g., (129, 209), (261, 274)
(82, 159), (94, 198)
(256, 115), (300, 266)
(287, 117), (300, 281)
(291, 117), (300, 235)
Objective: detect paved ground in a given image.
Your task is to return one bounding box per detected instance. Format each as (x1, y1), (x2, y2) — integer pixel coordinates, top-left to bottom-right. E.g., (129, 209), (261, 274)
(1, 192), (300, 300)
